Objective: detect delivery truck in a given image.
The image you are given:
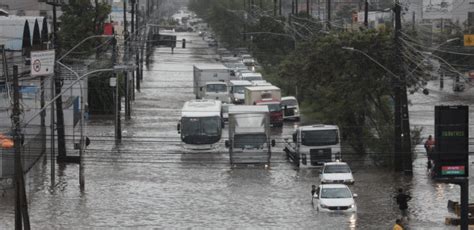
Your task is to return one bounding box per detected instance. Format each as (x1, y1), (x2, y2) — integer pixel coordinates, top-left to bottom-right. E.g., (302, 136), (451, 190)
(193, 64), (231, 103)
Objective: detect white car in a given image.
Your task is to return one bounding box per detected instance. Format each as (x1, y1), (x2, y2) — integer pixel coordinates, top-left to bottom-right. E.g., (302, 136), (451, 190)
(314, 184), (357, 212)
(320, 162), (354, 185)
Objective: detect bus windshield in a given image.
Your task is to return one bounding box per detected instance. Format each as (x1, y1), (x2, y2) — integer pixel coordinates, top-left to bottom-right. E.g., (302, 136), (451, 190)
(301, 129), (338, 146)
(181, 116), (221, 137)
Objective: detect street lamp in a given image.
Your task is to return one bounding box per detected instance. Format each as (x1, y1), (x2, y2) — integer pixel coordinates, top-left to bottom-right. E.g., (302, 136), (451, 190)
(342, 46), (399, 79)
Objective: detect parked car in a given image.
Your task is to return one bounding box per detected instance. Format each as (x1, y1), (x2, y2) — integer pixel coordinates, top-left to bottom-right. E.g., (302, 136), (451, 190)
(313, 184), (357, 212)
(320, 161), (354, 185)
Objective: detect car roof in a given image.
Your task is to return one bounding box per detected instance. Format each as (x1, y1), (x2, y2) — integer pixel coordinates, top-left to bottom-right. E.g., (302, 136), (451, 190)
(281, 96), (297, 101)
(299, 124), (338, 131)
(319, 184), (349, 189)
(324, 162), (349, 166)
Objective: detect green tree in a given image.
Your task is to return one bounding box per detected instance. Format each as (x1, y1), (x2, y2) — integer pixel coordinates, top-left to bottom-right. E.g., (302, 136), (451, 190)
(279, 30), (396, 157)
(59, 0), (111, 54)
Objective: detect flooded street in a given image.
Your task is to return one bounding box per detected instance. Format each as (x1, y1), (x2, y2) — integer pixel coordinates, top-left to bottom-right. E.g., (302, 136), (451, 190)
(0, 31), (473, 229)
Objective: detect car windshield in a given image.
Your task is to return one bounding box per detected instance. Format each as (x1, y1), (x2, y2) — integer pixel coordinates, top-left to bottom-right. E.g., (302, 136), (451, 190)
(181, 116), (221, 136)
(301, 129), (339, 146)
(321, 188), (352, 199)
(324, 165), (351, 173)
(206, 84), (227, 93)
(232, 85), (247, 94)
(281, 99), (297, 106)
(234, 133), (267, 149)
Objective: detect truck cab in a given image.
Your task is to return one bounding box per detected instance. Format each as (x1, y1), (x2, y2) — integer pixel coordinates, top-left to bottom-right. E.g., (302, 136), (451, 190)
(225, 105), (275, 165)
(281, 96), (300, 121)
(204, 81), (230, 103)
(284, 125), (341, 167)
(229, 80), (252, 104)
(255, 98), (283, 127)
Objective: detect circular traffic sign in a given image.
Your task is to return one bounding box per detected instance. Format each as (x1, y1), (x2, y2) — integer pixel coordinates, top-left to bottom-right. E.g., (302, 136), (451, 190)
(33, 59), (41, 72)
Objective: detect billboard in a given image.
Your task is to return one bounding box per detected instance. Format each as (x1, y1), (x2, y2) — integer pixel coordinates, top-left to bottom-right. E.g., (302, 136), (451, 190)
(433, 105), (469, 178)
(423, 0), (453, 20)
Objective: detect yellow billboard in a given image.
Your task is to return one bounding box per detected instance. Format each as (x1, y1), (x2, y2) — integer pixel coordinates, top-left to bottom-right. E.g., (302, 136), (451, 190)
(464, 35), (474, 46)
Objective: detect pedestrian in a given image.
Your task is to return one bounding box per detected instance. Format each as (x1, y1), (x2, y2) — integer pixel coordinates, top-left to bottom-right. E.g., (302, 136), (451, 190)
(424, 135), (435, 170)
(393, 219), (404, 230)
(311, 185), (317, 202)
(394, 188), (412, 219)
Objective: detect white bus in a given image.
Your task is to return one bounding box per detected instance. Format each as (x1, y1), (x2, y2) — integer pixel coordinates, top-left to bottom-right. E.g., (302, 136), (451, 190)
(177, 99), (223, 150)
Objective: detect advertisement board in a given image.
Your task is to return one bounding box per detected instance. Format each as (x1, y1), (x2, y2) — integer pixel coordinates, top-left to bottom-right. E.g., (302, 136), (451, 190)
(433, 105), (469, 178)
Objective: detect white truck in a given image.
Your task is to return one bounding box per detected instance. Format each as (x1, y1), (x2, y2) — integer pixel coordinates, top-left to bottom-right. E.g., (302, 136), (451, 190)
(225, 105), (275, 165)
(284, 125), (342, 167)
(229, 80), (252, 104)
(245, 86), (283, 127)
(193, 64), (231, 103)
(244, 85), (281, 105)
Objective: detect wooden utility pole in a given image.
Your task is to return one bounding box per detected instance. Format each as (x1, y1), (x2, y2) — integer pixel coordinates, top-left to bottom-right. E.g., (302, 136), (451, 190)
(279, 0), (282, 15)
(135, 0), (141, 93)
(51, 1), (67, 161)
(307, 0), (310, 16)
(327, 0), (331, 29)
(393, 1), (412, 173)
(364, 0), (368, 27)
(296, 0), (299, 14)
(123, 0), (131, 120)
(274, 0), (277, 16)
(13, 66), (31, 230)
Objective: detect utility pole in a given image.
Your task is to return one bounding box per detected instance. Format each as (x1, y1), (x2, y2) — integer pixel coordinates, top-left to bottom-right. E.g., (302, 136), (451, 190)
(327, 0), (331, 29)
(364, 0), (368, 27)
(306, 0), (311, 15)
(131, 0), (136, 101)
(135, 0), (141, 93)
(124, 0), (131, 120)
(393, 0), (412, 173)
(292, 0), (295, 14)
(279, 0), (282, 15)
(296, 0), (299, 14)
(112, 37), (121, 144)
(13, 65), (31, 230)
(274, 0), (277, 16)
(50, 1), (67, 161)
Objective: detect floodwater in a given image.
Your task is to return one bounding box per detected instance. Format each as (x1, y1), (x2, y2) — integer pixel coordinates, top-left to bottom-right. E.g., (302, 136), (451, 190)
(0, 30), (472, 229)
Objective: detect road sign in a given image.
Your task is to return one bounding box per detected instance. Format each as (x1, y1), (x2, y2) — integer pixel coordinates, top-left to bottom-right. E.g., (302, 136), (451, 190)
(464, 34), (474, 47)
(433, 105), (469, 178)
(30, 50), (55, 76)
